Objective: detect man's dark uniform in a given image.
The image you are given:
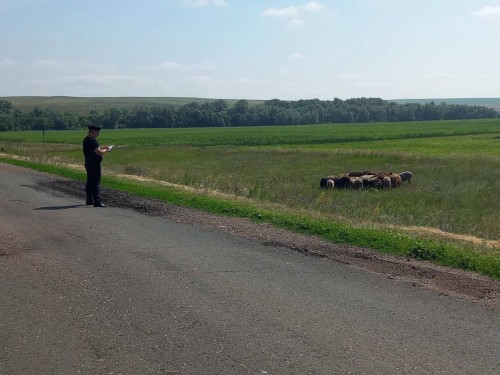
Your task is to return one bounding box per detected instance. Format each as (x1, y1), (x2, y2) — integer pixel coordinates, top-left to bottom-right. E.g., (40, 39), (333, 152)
(83, 135), (102, 205)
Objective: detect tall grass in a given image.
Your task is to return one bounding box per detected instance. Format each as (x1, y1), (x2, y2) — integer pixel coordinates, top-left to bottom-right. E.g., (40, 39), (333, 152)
(1, 119), (499, 241)
(2, 156), (499, 279)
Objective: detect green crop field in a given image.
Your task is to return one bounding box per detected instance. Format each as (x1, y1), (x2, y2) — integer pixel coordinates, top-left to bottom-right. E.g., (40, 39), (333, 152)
(1, 119), (500, 278)
(1, 119), (499, 147)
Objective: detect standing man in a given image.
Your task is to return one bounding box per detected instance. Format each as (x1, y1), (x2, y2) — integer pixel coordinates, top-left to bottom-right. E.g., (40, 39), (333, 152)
(83, 125), (111, 207)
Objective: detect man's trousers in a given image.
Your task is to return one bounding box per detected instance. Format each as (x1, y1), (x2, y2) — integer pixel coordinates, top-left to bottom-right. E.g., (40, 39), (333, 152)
(85, 163), (101, 204)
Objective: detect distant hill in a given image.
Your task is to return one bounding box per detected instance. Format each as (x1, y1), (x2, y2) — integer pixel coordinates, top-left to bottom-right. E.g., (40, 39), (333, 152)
(1, 96), (265, 114)
(390, 98), (500, 111)
(2, 96), (499, 114)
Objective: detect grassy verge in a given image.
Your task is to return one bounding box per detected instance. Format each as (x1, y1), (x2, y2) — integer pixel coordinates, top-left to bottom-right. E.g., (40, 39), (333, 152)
(3, 156), (499, 280)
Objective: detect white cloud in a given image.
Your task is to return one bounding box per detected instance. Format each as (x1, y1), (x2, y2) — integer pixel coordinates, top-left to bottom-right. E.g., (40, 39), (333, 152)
(420, 72), (454, 80)
(0, 58), (16, 67)
(263, 6), (300, 18)
(33, 59), (117, 74)
(149, 60), (216, 72)
(469, 74), (494, 81)
(184, 0), (227, 7)
(31, 79), (55, 87)
(263, 2), (325, 26)
(158, 61), (187, 71)
(338, 74), (363, 80)
(0, 58), (151, 95)
(287, 18), (304, 27)
(189, 75), (213, 83)
(303, 1), (325, 12)
(61, 74), (144, 85)
(1, 58), (219, 93)
(471, 5), (500, 18)
(353, 80), (391, 88)
(290, 52), (305, 60)
(233, 78), (253, 84)
(193, 60), (217, 70)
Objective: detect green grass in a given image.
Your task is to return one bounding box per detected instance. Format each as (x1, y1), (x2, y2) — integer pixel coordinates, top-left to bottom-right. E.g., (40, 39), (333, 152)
(1, 119), (500, 147)
(1, 119), (499, 279)
(2, 156), (499, 280)
(2, 134), (499, 239)
(282, 133), (500, 157)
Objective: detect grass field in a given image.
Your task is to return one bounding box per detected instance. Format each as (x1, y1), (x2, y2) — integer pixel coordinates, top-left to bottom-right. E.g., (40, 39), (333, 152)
(1, 119), (499, 147)
(1, 119), (499, 278)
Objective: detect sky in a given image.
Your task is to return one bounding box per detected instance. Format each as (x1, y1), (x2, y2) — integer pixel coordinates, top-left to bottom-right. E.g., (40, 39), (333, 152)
(1, 0), (499, 100)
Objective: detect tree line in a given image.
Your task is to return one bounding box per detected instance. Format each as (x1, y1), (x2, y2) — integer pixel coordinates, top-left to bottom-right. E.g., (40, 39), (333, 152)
(0, 97), (497, 131)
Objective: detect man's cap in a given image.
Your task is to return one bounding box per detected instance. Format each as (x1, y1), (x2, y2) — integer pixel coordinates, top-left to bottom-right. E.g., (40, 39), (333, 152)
(88, 125), (103, 131)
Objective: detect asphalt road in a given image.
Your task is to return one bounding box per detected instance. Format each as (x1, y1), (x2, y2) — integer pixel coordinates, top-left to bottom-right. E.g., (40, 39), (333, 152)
(1, 163), (499, 375)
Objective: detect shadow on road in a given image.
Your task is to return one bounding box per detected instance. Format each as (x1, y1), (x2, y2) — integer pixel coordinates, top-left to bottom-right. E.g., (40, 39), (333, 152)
(34, 204), (87, 210)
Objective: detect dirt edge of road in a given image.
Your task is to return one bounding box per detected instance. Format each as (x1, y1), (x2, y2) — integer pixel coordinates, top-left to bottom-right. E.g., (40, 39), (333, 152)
(13, 164), (499, 310)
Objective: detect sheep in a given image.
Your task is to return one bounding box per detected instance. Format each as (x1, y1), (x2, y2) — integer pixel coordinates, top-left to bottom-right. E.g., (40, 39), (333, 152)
(382, 176), (392, 189)
(375, 172), (390, 180)
(334, 174), (351, 189)
(320, 177), (329, 189)
(321, 170), (406, 190)
(399, 171), (412, 184)
(348, 171), (376, 177)
(360, 174), (373, 185)
(320, 175), (338, 189)
(365, 176), (382, 189)
(350, 177), (363, 189)
(389, 172), (402, 188)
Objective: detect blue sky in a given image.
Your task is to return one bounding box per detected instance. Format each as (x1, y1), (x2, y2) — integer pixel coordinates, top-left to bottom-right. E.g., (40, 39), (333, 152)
(1, 0), (499, 100)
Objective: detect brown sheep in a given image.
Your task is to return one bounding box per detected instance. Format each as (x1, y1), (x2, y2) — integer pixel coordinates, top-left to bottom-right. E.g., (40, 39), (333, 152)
(321, 170), (406, 190)
(389, 172), (402, 188)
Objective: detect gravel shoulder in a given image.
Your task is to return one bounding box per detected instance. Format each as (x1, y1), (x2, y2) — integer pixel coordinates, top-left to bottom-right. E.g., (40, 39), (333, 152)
(8, 163), (499, 309)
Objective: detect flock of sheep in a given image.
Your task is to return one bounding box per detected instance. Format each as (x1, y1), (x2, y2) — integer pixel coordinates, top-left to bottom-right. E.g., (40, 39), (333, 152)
(320, 171), (412, 190)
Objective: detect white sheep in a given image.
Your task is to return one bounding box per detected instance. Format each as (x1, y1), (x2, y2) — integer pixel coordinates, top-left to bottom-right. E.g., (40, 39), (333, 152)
(382, 176), (392, 188)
